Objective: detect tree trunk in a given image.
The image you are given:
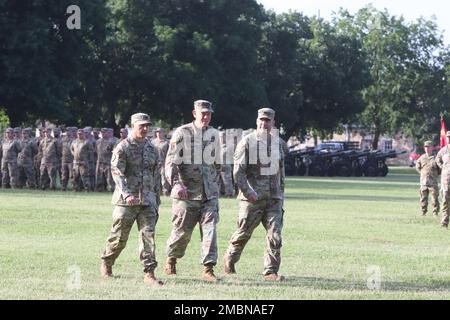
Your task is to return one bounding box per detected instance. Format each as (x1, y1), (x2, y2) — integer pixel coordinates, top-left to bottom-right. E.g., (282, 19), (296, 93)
(372, 130), (380, 150)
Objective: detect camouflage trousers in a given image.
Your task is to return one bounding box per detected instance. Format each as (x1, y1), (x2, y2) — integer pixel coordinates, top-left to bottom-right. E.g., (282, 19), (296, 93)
(441, 189), (450, 226)
(72, 163), (91, 191)
(419, 186), (439, 215)
(224, 199), (283, 275)
(220, 165), (234, 197)
(1, 161), (18, 188)
(18, 163), (36, 188)
(166, 198), (219, 266)
(40, 163), (57, 190)
(89, 161), (95, 191)
(101, 205), (159, 272)
(95, 162), (114, 192)
(61, 162), (73, 190)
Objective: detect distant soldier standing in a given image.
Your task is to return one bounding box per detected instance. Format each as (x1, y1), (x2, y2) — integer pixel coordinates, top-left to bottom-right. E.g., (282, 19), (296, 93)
(415, 140), (440, 216)
(119, 128), (128, 141)
(17, 128), (38, 188)
(39, 128), (62, 190)
(84, 127), (97, 190)
(100, 113), (163, 286)
(34, 127), (45, 186)
(1, 128), (22, 188)
(151, 127), (171, 196)
(95, 128), (116, 192)
(61, 127), (76, 191)
(71, 129), (94, 192)
(223, 108), (285, 281)
(164, 100), (221, 282)
(436, 131), (450, 227)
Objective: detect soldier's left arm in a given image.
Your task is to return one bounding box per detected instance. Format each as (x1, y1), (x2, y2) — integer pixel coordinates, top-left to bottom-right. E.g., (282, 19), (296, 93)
(153, 147), (161, 206)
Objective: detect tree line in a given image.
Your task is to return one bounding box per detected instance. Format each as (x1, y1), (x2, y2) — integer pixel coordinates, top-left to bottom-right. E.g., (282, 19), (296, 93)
(1, 0), (449, 148)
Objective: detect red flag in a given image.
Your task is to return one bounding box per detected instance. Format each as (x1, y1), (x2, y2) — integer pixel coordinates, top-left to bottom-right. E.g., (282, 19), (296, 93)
(440, 117), (447, 148)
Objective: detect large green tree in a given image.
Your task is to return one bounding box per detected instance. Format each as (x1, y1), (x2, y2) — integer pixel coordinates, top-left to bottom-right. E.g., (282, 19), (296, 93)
(0, 0), (107, 127)
(336, 5), (450, 148)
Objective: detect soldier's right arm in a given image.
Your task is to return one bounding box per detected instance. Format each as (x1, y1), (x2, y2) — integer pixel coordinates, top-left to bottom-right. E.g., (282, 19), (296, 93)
(415, 156), (422, 174)
(164, 128), (185, 189)
(111, 143), (133, 200)
(233, 137), (255, 198)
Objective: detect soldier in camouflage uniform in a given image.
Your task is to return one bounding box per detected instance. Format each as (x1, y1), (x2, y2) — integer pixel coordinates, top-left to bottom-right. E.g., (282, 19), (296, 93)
(61, 127), (76, 191)
(17, 128), (38, 188)
(415, 140), (440, 216)
(151, 127), (171, 196)
(34, 127), (45, 187)
(95, 128), (116, 192)
(39, 128), (62, 190)
(436, 131), (450, 228)
(223, 108), (285, 281)
(1, 128), (22, 188)
(100, 113), (163, 286)
(164, 100), (221, 282)
(71, 129), (94, 192)
(84, 126), (97, 191)
(119, 128), (128, 141)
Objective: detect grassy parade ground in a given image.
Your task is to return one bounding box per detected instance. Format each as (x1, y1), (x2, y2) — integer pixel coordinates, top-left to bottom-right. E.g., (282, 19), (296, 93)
(1, 167), (449, 300)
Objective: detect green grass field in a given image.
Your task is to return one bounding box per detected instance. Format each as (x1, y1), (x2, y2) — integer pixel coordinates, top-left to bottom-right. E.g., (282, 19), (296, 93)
(1, 167), (449, 300)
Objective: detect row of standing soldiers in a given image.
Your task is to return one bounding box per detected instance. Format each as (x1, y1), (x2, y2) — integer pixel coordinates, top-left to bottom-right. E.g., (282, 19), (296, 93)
(0, 126), (134, 192)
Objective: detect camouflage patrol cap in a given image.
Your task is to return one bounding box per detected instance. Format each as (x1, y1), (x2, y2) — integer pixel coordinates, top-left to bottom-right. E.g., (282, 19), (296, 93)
(424, 140), (434, 147)
(13, 127), (21, 133)
(194, 100), (214, 113)
(77, 128), (84, 134)
(447, 131), (450, 137)
(53, 127), (61, 132)
(257, 107), (275, 120)
(131, 113), (152, 125)
(22, 127), (32, 133)
(155, 127), (164, 132)
(101, 128), (108, 132)
(5, 127), (13, 133)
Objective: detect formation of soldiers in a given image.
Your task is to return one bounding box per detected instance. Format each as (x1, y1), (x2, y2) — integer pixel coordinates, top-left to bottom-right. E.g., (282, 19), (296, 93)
(0, 126), (130, 192)
(416, 133), (450, 228)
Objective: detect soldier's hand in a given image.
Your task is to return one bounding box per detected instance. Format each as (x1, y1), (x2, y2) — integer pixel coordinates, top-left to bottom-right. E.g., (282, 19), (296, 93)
(247, 191), (258, 203)
(176, 185), (188, 199)
(126, 195), (140, 205)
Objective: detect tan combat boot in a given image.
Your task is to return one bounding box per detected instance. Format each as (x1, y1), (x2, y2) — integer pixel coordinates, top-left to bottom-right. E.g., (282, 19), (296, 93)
(100, 261), (113, 279)
(144, 271), (163, 286)
(223, 255), (236, 274)
(263, 273), (285, 281)
(164, 257), (177, 275)
(202, 265), (218, 282)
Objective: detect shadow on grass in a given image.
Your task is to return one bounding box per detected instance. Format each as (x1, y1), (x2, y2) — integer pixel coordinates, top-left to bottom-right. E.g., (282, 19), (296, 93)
(213, 275), (450, 293)
(284, 193), (415, 202)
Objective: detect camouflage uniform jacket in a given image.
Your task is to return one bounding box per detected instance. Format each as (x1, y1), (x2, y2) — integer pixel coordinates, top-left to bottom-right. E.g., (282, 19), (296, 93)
(165, 122), (221, 200)
(61, 136), (74, 163)
(416, 154), (439, 187)
(96, 138), (116, 164)
(151, 138), (169, 165)
(18, 138), (38, 166)
(436, 145), (450, 189)
(234, 131), (285, 201)
(39, 137), (62, 165)
(71, 139), (94, 165)
(111, 136), (161, 207)
(1, 139), (22, 164)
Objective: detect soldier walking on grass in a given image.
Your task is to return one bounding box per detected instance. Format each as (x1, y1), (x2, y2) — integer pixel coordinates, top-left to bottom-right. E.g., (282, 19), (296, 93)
(223, 108), (286, 281)
(415, 140), (440, 216)
(164, 100), (222, 282)
(100, 113), (163, 286)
